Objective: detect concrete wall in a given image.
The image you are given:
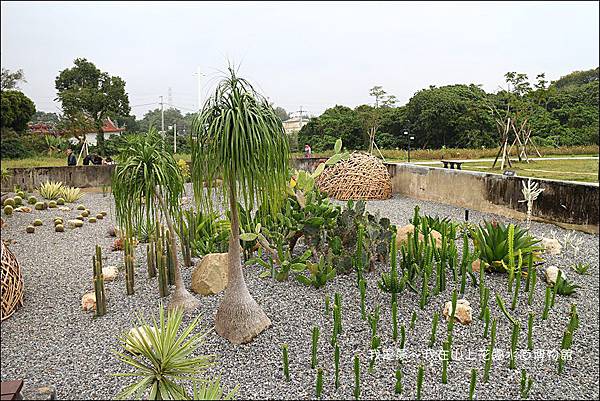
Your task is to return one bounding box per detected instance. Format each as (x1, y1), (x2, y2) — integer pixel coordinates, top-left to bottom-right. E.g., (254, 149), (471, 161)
(3, 165), (115, 191)
(4, 159), (598, 233)
(385, 163), (598, 233)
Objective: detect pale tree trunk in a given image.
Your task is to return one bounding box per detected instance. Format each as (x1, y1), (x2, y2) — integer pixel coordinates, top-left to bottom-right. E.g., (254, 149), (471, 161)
(214, 181), (271, 344)
(157, 193), (200, 312)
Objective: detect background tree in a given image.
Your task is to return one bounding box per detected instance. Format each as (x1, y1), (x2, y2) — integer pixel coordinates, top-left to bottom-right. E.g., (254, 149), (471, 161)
(31, 111), (60, 125)
(191, 67), (289, 344)
(273, 106), (289, 121)
(1, 68), (26, 91)
(1, 90), (36, 132)
(55, 58), (131, 154)
(298, 105), (364, 151)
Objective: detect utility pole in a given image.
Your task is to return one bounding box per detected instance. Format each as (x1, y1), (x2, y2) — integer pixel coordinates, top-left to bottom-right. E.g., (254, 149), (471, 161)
(197, 67), (202, 111)
(173, 123), (177, 154)
(159, 95), (165, 136)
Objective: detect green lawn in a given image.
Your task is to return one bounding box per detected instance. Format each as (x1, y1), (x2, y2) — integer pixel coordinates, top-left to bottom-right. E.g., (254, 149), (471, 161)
(461, 158), (599, 183)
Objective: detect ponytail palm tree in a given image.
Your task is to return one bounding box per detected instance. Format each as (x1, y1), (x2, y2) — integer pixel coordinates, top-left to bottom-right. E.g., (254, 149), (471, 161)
(191, 67), (289, 344)
(113, 129), (200, 311)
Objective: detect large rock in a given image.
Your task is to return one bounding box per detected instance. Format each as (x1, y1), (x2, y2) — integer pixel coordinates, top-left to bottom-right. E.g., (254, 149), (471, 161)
(471, 259), (481, 273)
(191, 253), (229, 295)
(443, 299), (472, 325)
(541, 237), (562, 255)
(545, 266), (566, 285)
(102, 266), (119, 282)
(81, 292), (96, 312)
(396, 224), (442, 248)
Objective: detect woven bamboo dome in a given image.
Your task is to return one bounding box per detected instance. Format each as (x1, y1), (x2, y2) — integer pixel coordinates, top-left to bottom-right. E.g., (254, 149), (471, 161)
(1, 241), (24, 321)
(316, 152), (392, 200)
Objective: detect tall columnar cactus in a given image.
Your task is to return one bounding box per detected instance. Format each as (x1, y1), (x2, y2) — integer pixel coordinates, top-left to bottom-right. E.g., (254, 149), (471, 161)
(483, 318), (497, 383)
(479, 287), (490, 320)
(429, 312), (439, 348)
(528, 264), (537, 306)
(123, 236), (135, 295)
(550, 270), (561, 308)
(507, 224), (516, 294)
(394, 367), (402, 394)
(164, 228), (176, 286)
(179, 215), (193, 267)
(311, 326), (320, 369)
(479, 258), (485, 303)
(441, 340), (449, 384)
(448, 289), (458, 334)
(420, 272), (429, 310)
(334, 293), (343, 334)
(469, 369), (477, 400)
(155, 227), (169, 297)
(524, 253), (533, 292)
(325, 294), (331, 317)
(392, 301), (398, 341)
(355, 224), (365, 286)
(359, 279), (367, 320)
(353, 354), (360, 400)
(146, 241), (157, 278)
(281, 343), (290, 381)
(511, 251), (523, 310)
(520, 369), (533, 399)
(558, 304), (579, 374)
(93, 245), (106, 317)
(483, 307), (491, 338)
(509, 321), (520, 369)
(542, 286), (551, 320)
(368, 305), (381, 373)
(416, 365), (424, 400)
(400, 324), (406, 349)
(316, 368), (324, 399)
(334, 342), (340, 389)
(410, 311), (417, 330)
(527, 313), (534, 350)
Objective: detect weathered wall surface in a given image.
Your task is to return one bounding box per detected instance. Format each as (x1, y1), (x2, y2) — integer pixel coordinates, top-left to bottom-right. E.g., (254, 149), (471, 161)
(3, 165), (115, 191)
(385, 163), (599, 233)
(4, 160), (598, 233)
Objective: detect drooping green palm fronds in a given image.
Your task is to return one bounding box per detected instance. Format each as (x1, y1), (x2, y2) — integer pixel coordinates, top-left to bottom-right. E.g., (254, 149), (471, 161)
(112, 129), (183, 236)
(191, 65), (290, 215)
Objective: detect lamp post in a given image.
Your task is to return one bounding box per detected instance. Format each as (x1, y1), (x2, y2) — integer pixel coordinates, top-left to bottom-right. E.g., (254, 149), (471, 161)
(404, 130), (414, 163)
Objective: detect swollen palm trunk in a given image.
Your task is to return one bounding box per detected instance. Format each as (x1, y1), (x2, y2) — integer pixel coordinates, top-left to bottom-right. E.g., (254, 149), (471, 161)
(215, 193), (271, 344)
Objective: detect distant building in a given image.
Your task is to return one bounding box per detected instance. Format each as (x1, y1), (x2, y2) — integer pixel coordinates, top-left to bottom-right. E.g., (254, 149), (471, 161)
(282, 116), (308, 135)
(68, 117), (125, 146)
(27, 122), (61, 136)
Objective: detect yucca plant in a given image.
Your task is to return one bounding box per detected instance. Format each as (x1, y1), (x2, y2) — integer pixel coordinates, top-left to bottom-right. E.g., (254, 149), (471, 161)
(192, 377), (238, 400)
(571, 262), (591, 275)
(191, 65), (289, 344)
(39, 181), (64, 200)
(554, 275), (580, 296)
(112, 305), (215, 400)
(471, 220), (541, 273)
(60, 186), (84, 203)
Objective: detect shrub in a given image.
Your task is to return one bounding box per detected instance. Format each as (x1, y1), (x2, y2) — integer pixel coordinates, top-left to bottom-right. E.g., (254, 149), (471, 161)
(39, 181), (64, 200)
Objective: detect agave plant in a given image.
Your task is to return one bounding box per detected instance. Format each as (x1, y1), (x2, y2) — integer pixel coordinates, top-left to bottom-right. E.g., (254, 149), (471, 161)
(471, 220), (541, 273)
(113, 305), (215, 400)
(39, 181), (64, 200)
(60, 186), (83, 203)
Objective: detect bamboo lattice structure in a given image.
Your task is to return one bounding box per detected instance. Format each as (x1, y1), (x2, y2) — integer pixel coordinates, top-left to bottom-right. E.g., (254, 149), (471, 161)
(1, 241), (24, 321)
(316, 152), (392, 200)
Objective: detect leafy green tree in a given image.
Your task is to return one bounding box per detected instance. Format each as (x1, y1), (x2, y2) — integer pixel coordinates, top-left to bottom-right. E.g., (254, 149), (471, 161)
(191, 67), (289, 344)
(1, 90), (36, 132)
(299, 105), (364, 151)
(551, 67), (599, 90)
(55, 58), (131, 153)
(31, 111), (60, 124)
(273, 106), (289, 121)
(1, 68), (26, 91)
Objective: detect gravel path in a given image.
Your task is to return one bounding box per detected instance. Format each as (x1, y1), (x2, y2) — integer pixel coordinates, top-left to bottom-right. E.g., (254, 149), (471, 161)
(1, 189), (598, 400)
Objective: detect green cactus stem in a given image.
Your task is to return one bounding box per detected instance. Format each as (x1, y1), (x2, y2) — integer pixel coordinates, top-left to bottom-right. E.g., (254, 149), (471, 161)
(311, 326), (320, 369)
(282, 343), (290, 381)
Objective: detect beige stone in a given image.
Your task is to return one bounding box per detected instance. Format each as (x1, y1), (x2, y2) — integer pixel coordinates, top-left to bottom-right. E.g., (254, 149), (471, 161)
(544, 266), (566, 285)
(541, 238), (562, 255)
(396, 224), (442, 248)
(125, 326), (159, 353)
(81, 292), (96, 312)
(191, 253), (229, 296)
(471, 259), (481, 273)
(58, 206), (71, 212)
(443, 299), (472, 325)
(102, 266), (119, 282)
(14, 206), (32, 213)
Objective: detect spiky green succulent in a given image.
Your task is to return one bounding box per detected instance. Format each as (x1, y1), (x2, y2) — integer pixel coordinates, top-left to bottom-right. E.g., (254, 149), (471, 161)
(3, 198), (15, 207)
(13, 196), (22, 206)
(39, 181), (64, 200)
(34, 202), (45, 210)
(33, 219), (43, 226)
(471, 221), (541, 273)
(60, 187), (83, 203)
(28, 196), (37, 204)
(4, 205), (14, 215)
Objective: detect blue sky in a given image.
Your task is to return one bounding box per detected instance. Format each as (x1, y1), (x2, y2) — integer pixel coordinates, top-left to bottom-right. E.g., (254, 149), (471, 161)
(1, 1), (598, 118)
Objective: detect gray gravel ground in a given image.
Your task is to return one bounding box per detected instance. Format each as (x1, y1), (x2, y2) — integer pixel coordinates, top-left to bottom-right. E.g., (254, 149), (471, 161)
(1, 189), (598, 400)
